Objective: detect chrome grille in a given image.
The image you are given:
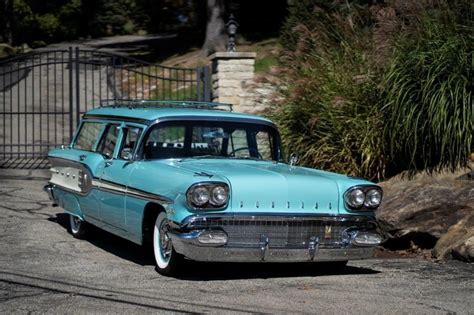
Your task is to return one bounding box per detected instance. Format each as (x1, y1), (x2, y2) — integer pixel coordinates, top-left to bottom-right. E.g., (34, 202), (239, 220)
(188, 217), (375, 248)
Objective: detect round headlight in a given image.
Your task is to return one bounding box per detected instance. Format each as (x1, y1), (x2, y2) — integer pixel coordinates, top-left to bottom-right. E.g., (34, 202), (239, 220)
(191, 186), (210, 206)
(210, 185), (228, 206)
(346, 188), (365, 208)
(365, 189), (382, 208)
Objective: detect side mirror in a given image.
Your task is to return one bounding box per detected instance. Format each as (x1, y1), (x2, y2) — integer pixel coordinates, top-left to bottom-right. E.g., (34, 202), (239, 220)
(289, 153), (299, 166)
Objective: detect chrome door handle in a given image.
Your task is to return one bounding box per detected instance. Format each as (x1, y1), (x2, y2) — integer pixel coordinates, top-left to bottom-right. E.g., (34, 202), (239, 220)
(79, 155), (87, 161)
(105, 161), (113, 167)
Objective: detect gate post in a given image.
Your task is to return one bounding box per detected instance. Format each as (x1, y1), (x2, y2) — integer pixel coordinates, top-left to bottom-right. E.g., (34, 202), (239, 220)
(75, 47), (80, 127)
(209, 52), (256, 112)
(68, 47), (74, 140)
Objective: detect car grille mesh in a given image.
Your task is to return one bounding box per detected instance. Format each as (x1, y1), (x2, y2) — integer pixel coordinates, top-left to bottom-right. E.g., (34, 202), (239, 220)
(189, 218), (375, 248)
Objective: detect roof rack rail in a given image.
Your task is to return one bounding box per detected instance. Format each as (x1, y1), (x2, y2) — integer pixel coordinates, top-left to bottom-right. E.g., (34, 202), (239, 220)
(99, 99), (233, 111)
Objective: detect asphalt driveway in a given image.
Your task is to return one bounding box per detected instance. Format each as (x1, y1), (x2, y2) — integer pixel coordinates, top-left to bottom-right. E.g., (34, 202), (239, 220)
(0, 170), (473, 314)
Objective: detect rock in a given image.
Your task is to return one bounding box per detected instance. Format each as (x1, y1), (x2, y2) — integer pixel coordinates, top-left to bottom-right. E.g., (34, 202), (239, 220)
(453, 236), (474, 262)
(0, 43), (17, 59)
(433, 215), (474, 262)
(376, 167), (474, 262)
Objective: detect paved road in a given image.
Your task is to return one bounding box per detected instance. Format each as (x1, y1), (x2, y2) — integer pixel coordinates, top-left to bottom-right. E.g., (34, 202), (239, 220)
(0, 170), (473, 314)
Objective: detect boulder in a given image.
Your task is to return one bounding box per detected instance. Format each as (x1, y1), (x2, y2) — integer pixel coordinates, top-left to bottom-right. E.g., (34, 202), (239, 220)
(433, 215), (474, 262)
(376, 167), (473, 262)
(0, 43), (17, 59)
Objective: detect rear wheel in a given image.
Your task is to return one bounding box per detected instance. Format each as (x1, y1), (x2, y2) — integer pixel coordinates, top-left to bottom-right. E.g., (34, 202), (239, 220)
(153, 212), (183, 276)
(69, 214), (88, 239)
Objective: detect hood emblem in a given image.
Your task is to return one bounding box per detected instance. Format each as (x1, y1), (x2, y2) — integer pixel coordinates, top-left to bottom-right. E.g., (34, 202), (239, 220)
(324, 225), (332, 239)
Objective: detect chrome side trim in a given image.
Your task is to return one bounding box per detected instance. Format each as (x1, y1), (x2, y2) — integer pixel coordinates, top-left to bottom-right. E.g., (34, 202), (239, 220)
(48, 157), (173, 204)
(49, 157), (93, 195)
(96, 179), (173, 204)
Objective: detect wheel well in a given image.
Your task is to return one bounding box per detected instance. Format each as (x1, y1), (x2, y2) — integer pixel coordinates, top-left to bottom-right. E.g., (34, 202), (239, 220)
(142, 202), (165, 245)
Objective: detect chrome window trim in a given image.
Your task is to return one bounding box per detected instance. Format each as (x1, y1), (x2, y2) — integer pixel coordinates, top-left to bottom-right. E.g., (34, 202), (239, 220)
(82, 114), (152, 125)
(136, 117), (283, 161)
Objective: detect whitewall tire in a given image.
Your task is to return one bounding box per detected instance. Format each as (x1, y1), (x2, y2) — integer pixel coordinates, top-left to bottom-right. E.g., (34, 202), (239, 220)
(69, 214), (88, 239)
(153, 212), (183, 276)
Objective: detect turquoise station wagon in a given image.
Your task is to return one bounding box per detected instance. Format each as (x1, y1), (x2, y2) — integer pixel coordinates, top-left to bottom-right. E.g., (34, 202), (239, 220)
(44, 100), (383, 276)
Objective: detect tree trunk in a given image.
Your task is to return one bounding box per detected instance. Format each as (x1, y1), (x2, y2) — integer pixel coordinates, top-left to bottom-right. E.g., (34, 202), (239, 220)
(201, 0), (226, 56)
(1, 0), (13, 44)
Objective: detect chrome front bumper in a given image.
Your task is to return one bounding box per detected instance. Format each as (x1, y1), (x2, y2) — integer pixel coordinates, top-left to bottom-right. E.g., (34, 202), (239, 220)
(169, 214), (381, 262)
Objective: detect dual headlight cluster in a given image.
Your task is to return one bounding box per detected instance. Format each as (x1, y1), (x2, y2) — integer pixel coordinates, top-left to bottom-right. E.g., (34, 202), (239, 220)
(345, 186), (383, 210)
(186, 182), (229, 209)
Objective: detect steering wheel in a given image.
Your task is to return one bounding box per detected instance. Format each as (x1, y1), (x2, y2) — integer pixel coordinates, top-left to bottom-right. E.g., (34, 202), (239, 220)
(228, 147), (263, 159)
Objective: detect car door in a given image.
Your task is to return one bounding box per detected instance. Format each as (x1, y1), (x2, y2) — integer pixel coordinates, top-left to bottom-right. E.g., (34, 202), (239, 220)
(96, 123), (142, 234)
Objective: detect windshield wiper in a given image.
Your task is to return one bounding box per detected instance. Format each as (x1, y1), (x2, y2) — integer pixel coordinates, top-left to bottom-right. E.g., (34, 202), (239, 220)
(229, 156), (262, 161)
(179, 155), (224, 161)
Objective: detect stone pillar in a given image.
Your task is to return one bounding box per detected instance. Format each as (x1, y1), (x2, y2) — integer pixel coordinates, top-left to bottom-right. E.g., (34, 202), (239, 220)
(209, 52), (256, 112)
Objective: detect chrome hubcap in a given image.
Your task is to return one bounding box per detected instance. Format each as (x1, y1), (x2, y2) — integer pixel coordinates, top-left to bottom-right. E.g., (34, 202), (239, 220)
(72, 216), (81, 231)
(159, 222), (172, 259)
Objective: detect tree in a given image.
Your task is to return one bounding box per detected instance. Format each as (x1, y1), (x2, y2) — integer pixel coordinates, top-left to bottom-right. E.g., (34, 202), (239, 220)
(201, 0), (227, 56)
(0, 0), (13, 44)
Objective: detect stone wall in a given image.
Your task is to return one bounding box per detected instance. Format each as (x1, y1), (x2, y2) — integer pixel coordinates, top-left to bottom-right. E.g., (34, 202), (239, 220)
(209, 51), (279, 114)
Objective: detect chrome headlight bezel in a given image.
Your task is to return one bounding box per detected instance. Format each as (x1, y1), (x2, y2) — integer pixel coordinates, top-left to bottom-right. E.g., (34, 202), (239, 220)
(186, 182), (229, 210)
(344, 185), (383, 211)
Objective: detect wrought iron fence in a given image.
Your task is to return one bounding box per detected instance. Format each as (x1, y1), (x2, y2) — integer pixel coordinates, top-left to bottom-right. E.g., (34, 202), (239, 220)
(0, 47), (211, 168)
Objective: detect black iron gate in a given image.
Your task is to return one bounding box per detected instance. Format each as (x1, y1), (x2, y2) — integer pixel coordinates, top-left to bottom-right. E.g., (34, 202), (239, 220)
(0, 47), (211, 168)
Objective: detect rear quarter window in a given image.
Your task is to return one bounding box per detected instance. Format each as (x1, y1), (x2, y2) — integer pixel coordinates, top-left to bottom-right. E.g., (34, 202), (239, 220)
(73, 122), (103, 151)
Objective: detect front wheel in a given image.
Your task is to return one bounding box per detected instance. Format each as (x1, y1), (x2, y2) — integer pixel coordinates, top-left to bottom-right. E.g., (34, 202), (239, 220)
(69, 214), (88, 239)
(153, 212), (183, 276)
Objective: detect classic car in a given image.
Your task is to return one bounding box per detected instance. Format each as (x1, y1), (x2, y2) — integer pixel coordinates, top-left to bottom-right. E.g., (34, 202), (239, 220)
(44, 99), (383, 276)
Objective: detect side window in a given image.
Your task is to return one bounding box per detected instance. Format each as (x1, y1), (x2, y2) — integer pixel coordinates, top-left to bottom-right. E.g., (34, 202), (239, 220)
(119, 127), (142, 160)
(73, 122), (103, 151)
(97, 124), (120, 158)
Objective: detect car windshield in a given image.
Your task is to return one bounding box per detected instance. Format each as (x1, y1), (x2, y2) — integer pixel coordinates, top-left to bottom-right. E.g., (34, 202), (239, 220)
(142, 121), (283, 161)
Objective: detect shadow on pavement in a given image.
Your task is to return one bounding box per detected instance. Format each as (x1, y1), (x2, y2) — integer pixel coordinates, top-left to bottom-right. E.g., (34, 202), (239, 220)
(176, 261), (380, 281)
(0, 158), (50, 169)
(49, 213), (155, 266)
(50, 213), (381, 280)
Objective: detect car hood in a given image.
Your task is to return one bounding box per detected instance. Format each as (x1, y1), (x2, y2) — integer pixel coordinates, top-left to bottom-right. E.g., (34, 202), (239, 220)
(173, 159), (341, 214)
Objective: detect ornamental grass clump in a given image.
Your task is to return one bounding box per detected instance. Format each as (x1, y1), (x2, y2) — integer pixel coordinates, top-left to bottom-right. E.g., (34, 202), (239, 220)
(274, 0), (472, 180)
(382, 4), (473, 174)
(275, 2), (387, 180)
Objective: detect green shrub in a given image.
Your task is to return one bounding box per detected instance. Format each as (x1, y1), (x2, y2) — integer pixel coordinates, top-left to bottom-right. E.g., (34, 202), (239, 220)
(274, 3), (386, 180)
(382, 7), (473, 174)
(274, 0), (472, 180)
